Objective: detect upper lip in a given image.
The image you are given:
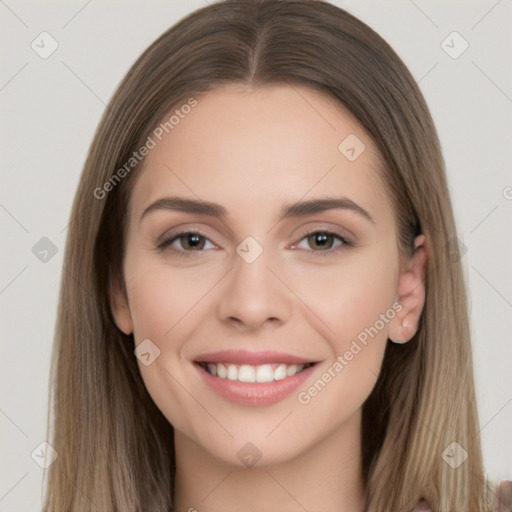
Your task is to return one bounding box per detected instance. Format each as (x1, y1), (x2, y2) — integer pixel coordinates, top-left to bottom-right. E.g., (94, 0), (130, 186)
(194, 349), (318, 365)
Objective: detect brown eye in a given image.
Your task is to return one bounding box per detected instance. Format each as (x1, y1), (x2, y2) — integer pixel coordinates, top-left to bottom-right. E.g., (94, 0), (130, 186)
(306, 232), (336, 250)
(179, 233), (206, 250)
(157, 231), (216, 254)
(292, 229), (352, 256)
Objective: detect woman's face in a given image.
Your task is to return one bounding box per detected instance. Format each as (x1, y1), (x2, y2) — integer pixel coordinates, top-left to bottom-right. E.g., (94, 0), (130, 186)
(112, 83), (420, 467)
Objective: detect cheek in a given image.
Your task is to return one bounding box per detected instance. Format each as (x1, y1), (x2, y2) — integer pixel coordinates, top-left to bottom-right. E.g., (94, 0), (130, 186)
(125, 258), (210, 339)
(292, 258), (394, 425)
(124, 260), (210, 433)
(289, 250), (397, 346)
(289, 249), (396, 410)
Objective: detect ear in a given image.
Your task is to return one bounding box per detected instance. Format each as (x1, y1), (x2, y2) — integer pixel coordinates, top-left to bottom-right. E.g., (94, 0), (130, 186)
(109, 275), (134, 335)
(388, 234), (428, 344)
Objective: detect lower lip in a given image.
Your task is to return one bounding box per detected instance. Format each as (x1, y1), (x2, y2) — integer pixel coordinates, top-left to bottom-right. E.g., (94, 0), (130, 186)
(194, 363), (317, 407)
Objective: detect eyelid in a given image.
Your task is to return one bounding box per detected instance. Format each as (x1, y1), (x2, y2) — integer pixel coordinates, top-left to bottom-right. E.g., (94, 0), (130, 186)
(156, 223), (220, 247)
(292, 224), (352, 243)
(288, 227), (353, 256)
(156, 229), (217, 254)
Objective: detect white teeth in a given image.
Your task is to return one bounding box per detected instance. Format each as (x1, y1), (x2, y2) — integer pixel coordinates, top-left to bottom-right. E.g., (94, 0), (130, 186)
(238, 365), (256, 383)
(255, 364), (274, 382)
(202, 362), (308, 382)
(216, 363), (227, 378)
(227, 364), (238, 380)
(274, 364), (288, 381)
(286, 364), (297, 377)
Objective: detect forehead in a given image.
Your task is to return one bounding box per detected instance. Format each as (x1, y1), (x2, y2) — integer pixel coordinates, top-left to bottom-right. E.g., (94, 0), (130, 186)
(128, 83), (391, 228)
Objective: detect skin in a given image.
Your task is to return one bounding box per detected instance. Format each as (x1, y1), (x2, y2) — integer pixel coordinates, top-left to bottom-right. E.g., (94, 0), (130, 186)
(111, 83), (428, 512)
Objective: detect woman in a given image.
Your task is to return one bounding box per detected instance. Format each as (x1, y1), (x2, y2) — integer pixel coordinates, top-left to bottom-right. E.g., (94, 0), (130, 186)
(42, 0), (508, 510)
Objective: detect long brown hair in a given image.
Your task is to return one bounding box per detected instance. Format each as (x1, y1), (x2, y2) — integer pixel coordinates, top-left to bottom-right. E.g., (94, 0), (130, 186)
(42, 1), (493, 510)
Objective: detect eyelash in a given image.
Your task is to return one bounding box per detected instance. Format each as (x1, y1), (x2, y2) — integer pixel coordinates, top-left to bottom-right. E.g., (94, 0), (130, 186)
(157, 229), (353, 258)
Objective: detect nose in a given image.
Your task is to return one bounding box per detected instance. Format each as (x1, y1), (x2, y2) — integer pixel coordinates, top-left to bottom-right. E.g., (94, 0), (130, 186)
(216, 247), (292, 331)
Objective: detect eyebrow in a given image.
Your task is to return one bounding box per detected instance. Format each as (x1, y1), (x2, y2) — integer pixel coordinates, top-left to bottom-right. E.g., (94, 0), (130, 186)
(139, 195), (375, 224)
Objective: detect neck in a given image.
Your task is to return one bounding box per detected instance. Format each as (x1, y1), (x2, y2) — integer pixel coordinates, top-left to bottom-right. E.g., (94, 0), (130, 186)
(172, 411), (366, 512)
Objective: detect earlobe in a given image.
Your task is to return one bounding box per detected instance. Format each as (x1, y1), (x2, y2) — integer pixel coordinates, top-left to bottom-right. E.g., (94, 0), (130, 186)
(109, 276), (134, 335)
(388, 235), (428, 344)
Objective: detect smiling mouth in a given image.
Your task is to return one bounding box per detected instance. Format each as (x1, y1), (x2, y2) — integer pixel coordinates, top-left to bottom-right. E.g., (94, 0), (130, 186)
(196, 361), (316, 383)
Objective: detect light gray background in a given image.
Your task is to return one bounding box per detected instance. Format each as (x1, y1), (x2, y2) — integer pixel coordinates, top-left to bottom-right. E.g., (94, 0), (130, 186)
(1, 0), (511, 510)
